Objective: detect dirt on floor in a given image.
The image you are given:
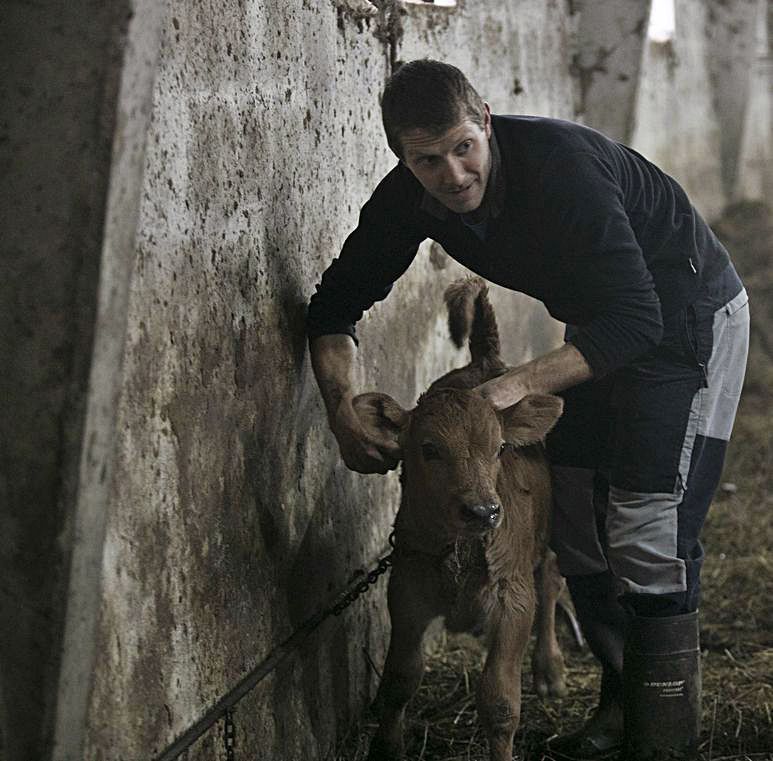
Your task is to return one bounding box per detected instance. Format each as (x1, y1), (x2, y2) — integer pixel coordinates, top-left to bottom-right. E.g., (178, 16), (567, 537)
(333, 202), (773, 761)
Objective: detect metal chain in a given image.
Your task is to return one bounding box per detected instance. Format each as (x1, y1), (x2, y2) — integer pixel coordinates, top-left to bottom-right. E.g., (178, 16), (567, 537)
(331, 532), (395, 616)
(224, 708), (236, 761)
(157, 533), (396, 761)
(331, 555), (393, 615)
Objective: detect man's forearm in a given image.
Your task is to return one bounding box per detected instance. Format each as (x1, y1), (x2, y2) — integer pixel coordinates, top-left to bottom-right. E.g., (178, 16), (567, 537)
(309, 334), (358, 422)
(477, 343), (593, 410)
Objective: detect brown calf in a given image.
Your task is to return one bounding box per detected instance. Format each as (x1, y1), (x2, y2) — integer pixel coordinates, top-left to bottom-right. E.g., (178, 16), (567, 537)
(355, 277), (567, 761)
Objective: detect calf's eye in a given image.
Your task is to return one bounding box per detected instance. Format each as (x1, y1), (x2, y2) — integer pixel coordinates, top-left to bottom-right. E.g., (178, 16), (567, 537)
(498, 442), (511, 457)
(421, 442), (441, 461)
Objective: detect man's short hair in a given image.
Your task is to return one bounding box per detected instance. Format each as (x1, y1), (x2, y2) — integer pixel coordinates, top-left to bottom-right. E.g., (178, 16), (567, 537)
(381, 59), (486, 158)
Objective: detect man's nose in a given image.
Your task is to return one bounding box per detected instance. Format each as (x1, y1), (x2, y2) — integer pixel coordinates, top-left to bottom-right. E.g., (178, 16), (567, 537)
(442, 157), (466, 188)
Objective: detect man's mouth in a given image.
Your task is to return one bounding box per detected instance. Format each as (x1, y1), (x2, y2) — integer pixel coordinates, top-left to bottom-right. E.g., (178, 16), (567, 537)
(446, 181), (476, 198)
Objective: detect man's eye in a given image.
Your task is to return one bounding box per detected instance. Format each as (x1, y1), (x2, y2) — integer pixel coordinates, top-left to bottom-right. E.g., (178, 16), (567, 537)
(421, 443), (441, 461)
(457, 141), (472, 154)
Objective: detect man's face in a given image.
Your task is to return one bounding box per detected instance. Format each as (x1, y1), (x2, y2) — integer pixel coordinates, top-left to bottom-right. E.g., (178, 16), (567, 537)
(400, 104), (492, 215)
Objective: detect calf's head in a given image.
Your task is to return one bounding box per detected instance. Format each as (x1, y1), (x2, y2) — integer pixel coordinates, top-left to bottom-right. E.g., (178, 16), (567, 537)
(353, 390), (563, 537)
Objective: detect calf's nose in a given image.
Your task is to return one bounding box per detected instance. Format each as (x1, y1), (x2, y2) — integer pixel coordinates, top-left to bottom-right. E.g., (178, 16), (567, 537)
(462, 502), (501, 528)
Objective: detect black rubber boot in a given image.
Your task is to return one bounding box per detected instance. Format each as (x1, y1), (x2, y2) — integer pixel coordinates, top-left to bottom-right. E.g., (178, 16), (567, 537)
(547, 573), (626, 760)
(548, 667), (623, 760)
(623, 611), (702, 760)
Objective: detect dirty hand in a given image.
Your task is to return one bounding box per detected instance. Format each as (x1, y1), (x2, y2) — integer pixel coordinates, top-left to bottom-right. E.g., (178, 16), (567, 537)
(475, 344), (593, 409)
(332, 394), (402, 474)
(475, 370), (529, 410)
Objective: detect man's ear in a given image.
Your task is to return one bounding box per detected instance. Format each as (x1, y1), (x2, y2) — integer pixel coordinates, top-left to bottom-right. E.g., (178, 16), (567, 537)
(500, 394), (563, 447)
(352, 392), (410, 443)
(483, 102), (492, 138)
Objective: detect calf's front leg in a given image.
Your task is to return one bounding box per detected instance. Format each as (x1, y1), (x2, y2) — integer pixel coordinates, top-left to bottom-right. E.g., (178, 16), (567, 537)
(368, 566), (434, 761)
(478, 597), (535, 761)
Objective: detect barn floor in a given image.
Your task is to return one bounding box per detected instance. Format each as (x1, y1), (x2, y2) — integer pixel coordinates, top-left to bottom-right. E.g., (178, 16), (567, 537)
(334, 202), (773, 761)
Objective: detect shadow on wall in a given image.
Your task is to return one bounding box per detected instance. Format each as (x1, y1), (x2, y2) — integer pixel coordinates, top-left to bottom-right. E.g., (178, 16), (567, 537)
(230, 208), (389, 752)
(285, 464), (385, 753)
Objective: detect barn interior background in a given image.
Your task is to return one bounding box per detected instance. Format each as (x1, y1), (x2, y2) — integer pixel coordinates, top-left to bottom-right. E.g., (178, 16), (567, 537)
(1, 0), (770, 759)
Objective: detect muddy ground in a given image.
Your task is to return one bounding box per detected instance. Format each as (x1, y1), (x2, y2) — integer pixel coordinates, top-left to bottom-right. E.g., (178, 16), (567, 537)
(334, 202), (773, 761)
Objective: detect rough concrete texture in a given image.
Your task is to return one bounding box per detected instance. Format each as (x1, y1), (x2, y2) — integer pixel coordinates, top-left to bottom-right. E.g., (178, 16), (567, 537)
(734, 0), (773, 202)
(705, 0), (762, 199)
(4, 1), (771, 760)
(53, 1), (166, 759)
(570, 0), (651, 143)
(0, 2), (144, 758)
(631, 0), (772, 220)
(632, 0), (726, 219)
(82, 2), (571, 759)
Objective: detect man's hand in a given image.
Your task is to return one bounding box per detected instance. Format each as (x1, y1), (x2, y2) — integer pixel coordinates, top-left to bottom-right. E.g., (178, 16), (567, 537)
(476, 371), (530, 410)
(331, 394), (401, 474)
(476, 343), (593, 409)
(310, 334), (402, 475)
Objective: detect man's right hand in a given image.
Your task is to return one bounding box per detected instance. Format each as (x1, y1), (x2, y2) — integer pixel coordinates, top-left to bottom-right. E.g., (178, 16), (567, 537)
(331, 394), (401, 474)
(309, 334), (402, 474)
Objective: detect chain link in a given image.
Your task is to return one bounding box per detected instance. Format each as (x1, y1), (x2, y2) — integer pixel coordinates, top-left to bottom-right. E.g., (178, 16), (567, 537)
(224, 708), (236, 761)
(331, 552), (393, 616)
(329, 531), (395, 616)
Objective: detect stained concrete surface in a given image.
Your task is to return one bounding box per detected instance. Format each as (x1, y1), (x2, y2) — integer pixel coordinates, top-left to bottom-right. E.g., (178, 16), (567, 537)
(570, 0), (651, 143)
(0, 2), (139, 758)
(80, 2), (572, 759)
(53, 2), (166, 758)
(633, 1), (725, 219)
(2, 1), (771, 760)
(631, 0), (771, 220)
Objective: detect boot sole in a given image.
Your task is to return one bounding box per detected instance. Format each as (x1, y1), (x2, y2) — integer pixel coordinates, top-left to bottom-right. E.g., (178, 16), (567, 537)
(546, 734), (623, 761)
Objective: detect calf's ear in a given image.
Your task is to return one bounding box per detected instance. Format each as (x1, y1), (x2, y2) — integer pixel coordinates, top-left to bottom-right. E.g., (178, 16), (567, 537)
(500, 394), (563, 447)
(352, 392), (410, 441)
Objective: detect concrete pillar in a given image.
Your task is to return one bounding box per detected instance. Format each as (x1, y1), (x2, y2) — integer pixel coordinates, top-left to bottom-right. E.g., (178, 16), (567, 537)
(0, 1), (164, 759)
(706, 0), (763, 199)
(631, 0), (771, 216)
(571, 0), (652, 142)
(632, 0), (726, 218)
(733, 0), (773, 202)
(52, 4), (166, 759)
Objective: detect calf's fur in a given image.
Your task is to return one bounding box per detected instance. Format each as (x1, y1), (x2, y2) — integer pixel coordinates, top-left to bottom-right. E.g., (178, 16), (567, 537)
(355, 277), (567, 761)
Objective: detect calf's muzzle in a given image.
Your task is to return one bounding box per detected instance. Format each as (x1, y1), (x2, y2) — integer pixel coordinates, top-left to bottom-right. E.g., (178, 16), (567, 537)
(462, 501), (502, 529)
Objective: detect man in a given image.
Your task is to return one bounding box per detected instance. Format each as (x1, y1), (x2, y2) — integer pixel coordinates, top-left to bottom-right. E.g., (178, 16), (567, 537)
(306, 60), (749, 760)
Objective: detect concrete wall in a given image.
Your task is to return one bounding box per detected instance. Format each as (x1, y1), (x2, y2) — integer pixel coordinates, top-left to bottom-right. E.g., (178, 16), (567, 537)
(734, 0), (773, 202)
(3, 1), (770, 760)
(82, 2), (571, 760)
(632, 1), (725, 218)
(570, 0), (651, 143)
(630, 0), (770, 219)
(0, 2), (161, 759)
(573, 0), (772, 219)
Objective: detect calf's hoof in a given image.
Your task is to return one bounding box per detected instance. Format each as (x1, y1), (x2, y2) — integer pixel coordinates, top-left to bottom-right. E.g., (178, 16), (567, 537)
(533, 652), (567, 698)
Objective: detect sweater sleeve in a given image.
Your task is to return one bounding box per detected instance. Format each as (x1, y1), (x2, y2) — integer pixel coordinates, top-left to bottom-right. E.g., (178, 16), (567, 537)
(538, 150), (664, 377)
(306, 165), (425, 344)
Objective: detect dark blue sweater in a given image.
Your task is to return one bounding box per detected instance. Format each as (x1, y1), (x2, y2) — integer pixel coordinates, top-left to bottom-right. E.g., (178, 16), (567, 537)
(307, 115), (731, 378)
